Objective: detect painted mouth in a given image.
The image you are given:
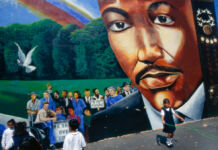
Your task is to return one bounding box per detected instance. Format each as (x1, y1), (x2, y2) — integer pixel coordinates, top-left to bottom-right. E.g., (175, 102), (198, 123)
(135, 65), (182, 90)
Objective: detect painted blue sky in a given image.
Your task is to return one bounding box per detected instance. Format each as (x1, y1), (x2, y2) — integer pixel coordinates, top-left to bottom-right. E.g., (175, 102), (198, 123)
(64, 0), (100, 18)
(0, 0), (40, 26)
(0, 0), (101, 26)
(0, 0), (217, 27)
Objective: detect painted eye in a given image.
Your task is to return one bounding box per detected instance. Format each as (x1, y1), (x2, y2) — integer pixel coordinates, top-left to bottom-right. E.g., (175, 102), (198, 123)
(154, 15), (174, 25)
(109, 22), (131, 32)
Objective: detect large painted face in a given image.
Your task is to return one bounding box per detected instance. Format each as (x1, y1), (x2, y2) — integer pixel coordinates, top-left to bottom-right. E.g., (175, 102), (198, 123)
(99, 0), (202, 110)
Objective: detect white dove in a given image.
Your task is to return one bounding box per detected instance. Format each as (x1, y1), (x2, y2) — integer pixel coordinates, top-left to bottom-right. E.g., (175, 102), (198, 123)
(15, 42), (37, 73)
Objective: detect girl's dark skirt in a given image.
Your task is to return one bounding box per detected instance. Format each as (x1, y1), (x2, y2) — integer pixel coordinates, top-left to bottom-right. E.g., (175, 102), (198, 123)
(163, 124), (176, 133)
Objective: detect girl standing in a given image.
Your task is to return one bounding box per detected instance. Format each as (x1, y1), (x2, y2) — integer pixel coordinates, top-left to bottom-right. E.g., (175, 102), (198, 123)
(161, 99), (184, 146)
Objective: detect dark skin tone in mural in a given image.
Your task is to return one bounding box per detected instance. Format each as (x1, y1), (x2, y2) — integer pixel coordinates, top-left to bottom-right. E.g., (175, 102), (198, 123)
(99, 0), (202, 110)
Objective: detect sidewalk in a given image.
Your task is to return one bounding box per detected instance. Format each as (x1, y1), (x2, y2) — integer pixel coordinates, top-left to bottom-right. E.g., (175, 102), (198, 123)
(85, 117), (218, 150)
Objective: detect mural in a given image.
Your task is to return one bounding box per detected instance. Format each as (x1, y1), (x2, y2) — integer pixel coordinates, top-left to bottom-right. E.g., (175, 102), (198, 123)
(89, 0), (218, 142)
(0, 0), (218, 145)
(0, 0), (126, 80)
(0, 0), (127, 119)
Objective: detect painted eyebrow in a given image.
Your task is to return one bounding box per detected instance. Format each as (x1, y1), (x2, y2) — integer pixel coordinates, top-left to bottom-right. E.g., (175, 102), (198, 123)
(102, 7), (129, 19)
(99, 0), (116, 6)
(148, 1), (174, 11)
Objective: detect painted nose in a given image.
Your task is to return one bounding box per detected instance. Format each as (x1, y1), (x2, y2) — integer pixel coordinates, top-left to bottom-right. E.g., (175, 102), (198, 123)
(137, 28), (163, 63)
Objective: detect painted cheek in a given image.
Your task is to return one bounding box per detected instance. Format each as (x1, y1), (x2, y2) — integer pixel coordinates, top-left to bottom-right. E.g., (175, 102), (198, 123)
(157, 26), (184, 64)
(109, 29), (138, 77)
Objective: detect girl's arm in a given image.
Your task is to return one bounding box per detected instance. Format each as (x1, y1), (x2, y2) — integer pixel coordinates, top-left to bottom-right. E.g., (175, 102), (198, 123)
(161, 109), (165, 124)
(173, 113), (184, 121)
(161, 115), (165, 124)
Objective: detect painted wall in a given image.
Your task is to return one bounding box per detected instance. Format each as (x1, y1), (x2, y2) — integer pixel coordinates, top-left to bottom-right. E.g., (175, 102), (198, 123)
(0, 0), (217, 143)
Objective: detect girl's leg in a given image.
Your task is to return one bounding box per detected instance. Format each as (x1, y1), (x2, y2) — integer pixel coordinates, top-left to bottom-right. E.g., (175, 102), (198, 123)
(168, 133), (172, 138)
(169, 132), (174, 145)
(166, 133), (171, 145)
(168, 133), (174, 138)
(171, 132), (174, 138)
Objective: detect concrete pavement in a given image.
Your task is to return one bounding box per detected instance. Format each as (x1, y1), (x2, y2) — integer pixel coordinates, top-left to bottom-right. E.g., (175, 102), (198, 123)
(85, 117), (218, 150)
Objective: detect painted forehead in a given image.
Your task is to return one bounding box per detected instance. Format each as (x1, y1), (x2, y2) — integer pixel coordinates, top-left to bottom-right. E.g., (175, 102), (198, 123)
(98, 0), (116, 8)
(98, 0), (185, 10)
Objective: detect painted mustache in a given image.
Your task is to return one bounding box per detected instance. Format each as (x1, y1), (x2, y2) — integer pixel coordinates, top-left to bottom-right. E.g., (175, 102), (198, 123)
(135, 65), (182, 85)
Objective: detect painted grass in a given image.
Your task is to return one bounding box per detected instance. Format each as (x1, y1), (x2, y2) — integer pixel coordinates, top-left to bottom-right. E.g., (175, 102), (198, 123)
(0, 79), (129, 118)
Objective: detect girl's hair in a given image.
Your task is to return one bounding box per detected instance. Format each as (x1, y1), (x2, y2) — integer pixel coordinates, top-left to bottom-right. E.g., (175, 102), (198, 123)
(163, 98), (170, 104)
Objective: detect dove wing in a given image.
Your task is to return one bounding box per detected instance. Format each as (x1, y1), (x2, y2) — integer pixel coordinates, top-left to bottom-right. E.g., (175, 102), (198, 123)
(15, 42), (25, 64)
(24, 46), (37, 66)
(25, 65), (36, 73)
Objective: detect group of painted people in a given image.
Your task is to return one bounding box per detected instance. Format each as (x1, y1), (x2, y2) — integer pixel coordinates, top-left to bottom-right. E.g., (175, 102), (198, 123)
(26, 81), (138, 143)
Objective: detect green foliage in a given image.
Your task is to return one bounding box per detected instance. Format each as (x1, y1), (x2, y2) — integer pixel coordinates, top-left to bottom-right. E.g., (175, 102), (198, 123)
(0, 18), (126, 79)
(53, 24), (80, 78)
(74, 44), (88, 78)
(71, 18), (126, 78)
(0, 27), (6, 77)
(32, 20), (61, 79)
(4, 42), (19, 73)
(95, 47), (126, 78)
(0, 43), (5, 77)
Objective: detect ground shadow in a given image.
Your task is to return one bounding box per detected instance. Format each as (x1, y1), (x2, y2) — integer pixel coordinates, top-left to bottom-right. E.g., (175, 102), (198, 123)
(156, 134), (174, 148)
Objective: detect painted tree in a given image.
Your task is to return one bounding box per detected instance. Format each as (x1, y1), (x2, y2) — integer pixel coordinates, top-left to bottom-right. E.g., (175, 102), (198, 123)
(53, 24), (80, 78)
(95, 47), (126, 78)
(0, 27), (6, 78)
(71, 18), (126, 79)
(31, 19), (61, 79)
(70, 26), (90, 78)
(4, 42), (19, 74)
